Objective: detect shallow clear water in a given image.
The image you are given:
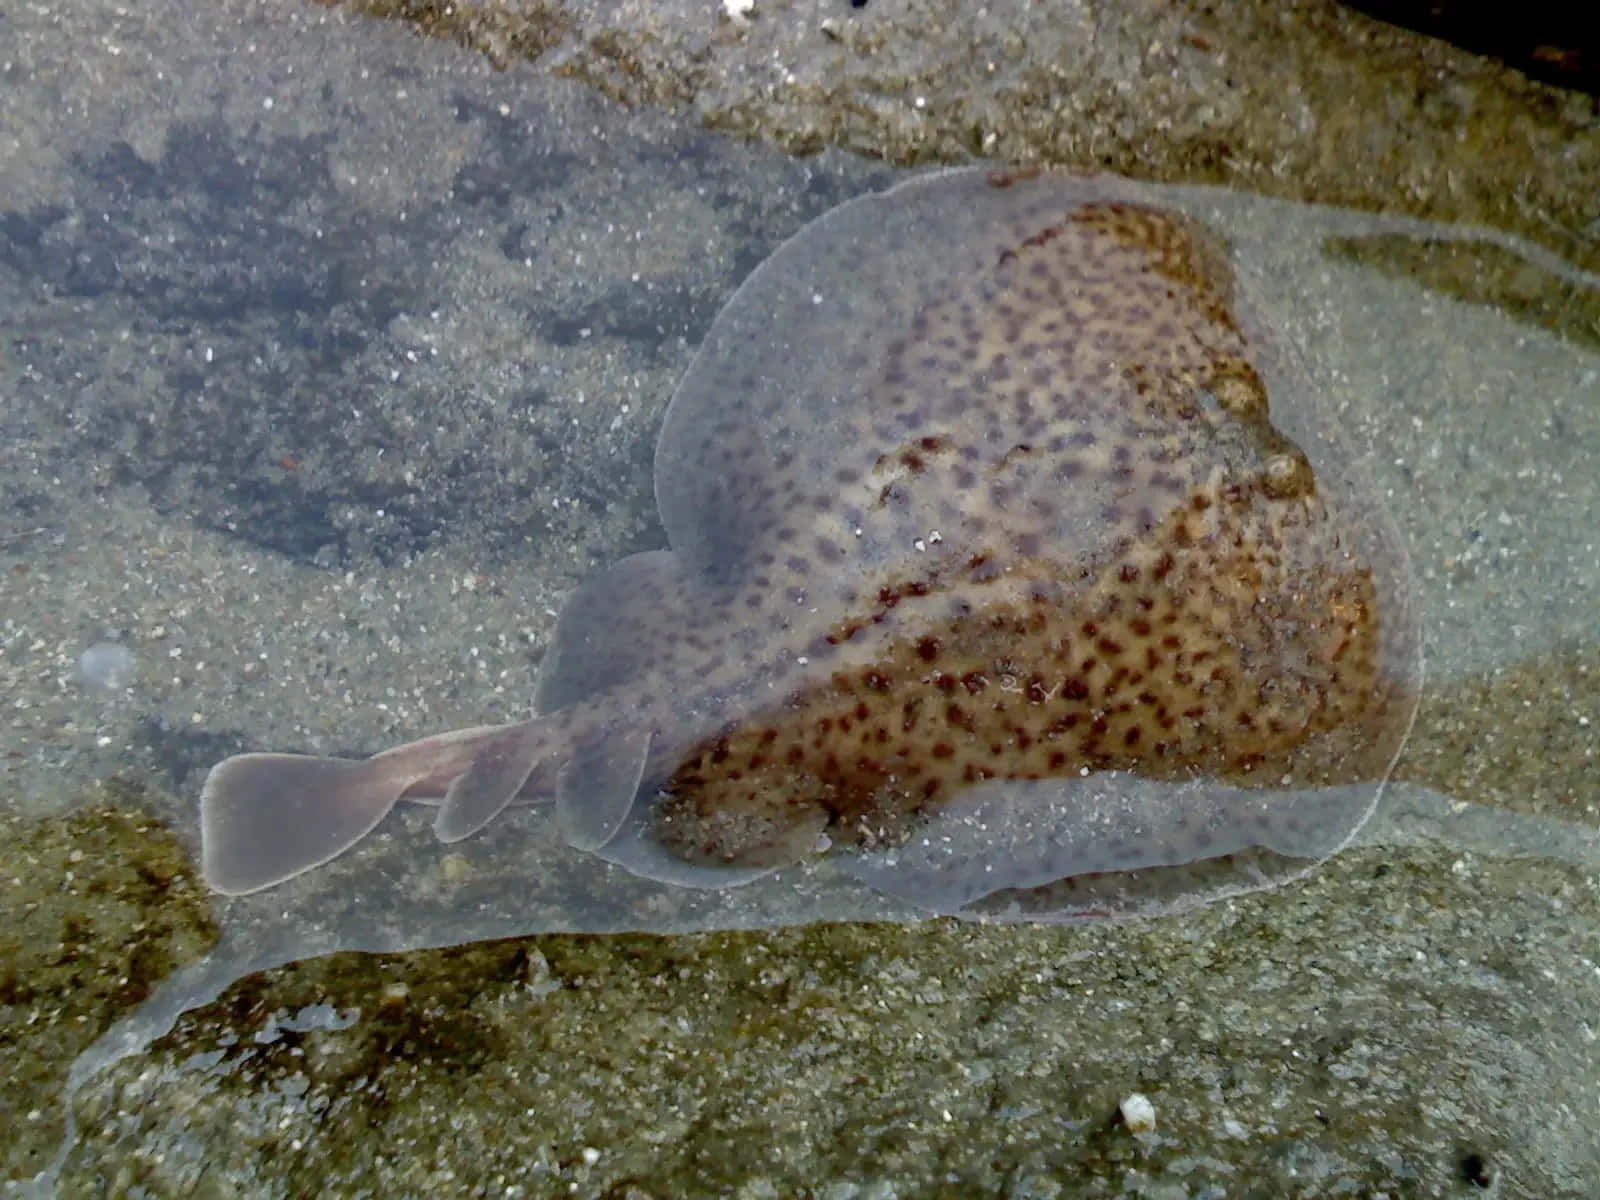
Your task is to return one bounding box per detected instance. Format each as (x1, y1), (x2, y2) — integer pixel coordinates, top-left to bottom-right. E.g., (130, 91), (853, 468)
(196, 166), (1423, 924)
(2, 0), (1597, 1194)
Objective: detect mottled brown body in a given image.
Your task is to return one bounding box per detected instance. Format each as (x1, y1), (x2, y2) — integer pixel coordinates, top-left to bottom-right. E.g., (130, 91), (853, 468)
(651, 197), (1394, 867)
(655, 504), (1382, 866)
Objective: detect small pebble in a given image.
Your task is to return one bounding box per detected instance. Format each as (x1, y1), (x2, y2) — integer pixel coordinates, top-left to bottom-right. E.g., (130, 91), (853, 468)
(1120, 1092), (1157, 1133)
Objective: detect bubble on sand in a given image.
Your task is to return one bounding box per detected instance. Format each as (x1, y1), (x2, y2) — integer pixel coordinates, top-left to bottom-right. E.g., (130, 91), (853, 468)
(78, 642), (138, 692)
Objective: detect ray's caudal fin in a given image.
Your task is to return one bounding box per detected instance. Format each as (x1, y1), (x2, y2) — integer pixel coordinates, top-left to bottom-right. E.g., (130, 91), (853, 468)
(200, 722), (553, 895)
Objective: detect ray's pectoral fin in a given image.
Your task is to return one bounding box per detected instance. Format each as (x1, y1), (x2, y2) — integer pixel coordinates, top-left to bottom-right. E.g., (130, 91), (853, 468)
(201, 752), (411, 895)
(557, 725), (653, 852)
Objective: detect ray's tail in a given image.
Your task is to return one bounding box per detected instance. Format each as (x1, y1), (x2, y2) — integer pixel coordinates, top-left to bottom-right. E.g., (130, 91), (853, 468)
(199, 720), (556, 895)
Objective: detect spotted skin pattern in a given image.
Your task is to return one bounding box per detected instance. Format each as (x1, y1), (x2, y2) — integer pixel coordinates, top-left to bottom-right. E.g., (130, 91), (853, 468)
(650, 195), (1394, 867)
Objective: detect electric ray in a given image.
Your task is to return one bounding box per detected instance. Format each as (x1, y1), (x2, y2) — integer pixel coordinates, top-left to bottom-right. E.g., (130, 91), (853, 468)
(200, 167), (1421, 921)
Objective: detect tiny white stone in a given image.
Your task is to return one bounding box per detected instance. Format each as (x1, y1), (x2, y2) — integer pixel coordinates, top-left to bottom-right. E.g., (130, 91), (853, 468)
(723, 0), (755, 23)
(1120, 1092), (1156, 1133)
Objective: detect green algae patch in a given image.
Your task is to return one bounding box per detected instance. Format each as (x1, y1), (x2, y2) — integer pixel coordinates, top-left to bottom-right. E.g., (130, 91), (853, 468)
(1395, 638), (1600, 827)
(329, 0), (1600, 282)
(1324, 233), (1600, 354)
(0, 781), (216, 1185)
(332, 0), (571, 70)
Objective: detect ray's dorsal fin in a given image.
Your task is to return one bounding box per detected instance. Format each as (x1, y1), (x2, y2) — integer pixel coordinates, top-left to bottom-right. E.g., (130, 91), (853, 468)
(432, 722), (548, 842)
